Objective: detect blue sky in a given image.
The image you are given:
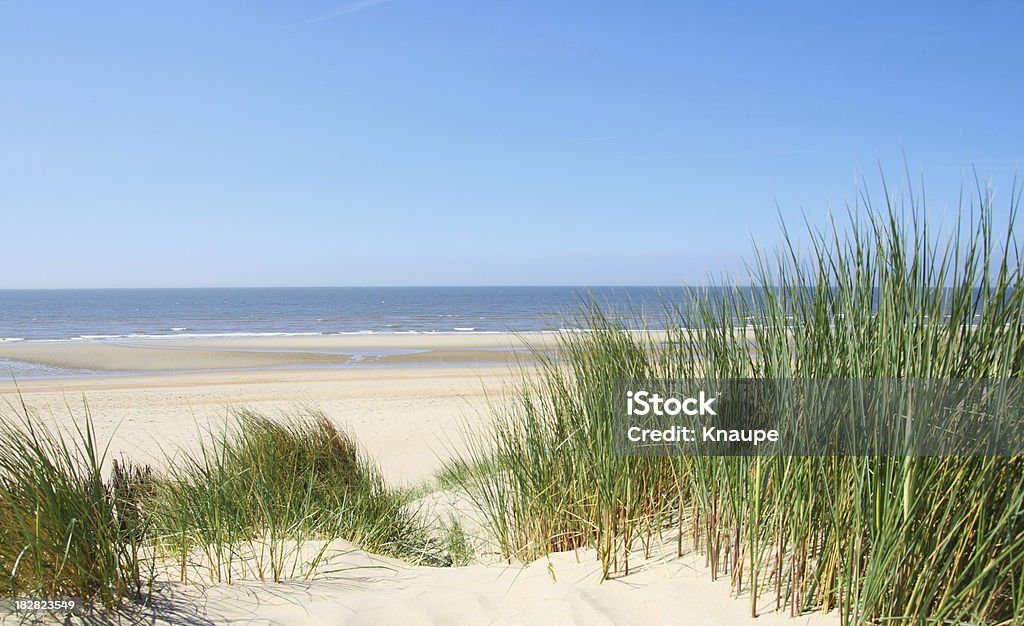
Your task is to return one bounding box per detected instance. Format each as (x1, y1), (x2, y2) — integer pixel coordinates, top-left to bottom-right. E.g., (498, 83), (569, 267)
(1, 1), (1022, 288)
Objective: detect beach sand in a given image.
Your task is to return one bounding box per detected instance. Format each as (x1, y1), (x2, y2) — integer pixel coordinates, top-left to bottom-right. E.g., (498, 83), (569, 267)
(0, 335), (835, 625)
(145, 540), (833, 626)
(0, 365), (509, 486)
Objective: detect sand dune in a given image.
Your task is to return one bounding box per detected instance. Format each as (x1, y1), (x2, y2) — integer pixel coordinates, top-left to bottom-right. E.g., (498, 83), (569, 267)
(0, 340), (835, 625)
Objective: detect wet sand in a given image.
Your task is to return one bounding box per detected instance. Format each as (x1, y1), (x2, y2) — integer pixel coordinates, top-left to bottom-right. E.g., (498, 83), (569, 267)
(0, 332), (563, 373)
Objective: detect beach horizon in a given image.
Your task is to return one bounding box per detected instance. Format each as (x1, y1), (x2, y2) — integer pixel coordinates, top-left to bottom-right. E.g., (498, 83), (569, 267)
(4, 1), (1021, 621)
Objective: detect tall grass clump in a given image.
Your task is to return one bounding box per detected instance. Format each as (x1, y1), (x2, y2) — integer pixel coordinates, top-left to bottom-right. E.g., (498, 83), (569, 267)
(452, 312), (681, 579)
(0, 403), (453, 613)
(451, 178), (1024, 624)
(0, 402), (153, 609)
(149, 408), (445, 583)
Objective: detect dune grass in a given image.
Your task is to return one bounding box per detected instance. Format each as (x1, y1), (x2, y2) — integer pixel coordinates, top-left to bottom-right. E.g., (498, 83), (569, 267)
(0, 402), (153, 609)
(148, 408), (447, 583)
(447, 181), (1024, 624)
(0, 404), (455, 612)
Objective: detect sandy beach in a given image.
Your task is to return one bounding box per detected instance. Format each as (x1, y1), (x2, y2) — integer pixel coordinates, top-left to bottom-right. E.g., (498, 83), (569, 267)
(0, 365), (515, 486)
(4, 0), (1018, 620)
(0, 334), (547, 486)
(0, 335), (835, 625)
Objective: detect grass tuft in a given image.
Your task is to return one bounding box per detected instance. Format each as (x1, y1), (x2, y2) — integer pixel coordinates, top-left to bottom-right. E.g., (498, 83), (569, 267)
(0, 406), (153, 608)
(148, 408), (449, 582)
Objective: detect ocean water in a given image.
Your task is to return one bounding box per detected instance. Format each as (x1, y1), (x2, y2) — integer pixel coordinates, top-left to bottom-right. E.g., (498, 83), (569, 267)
(0, 287), (688, 342)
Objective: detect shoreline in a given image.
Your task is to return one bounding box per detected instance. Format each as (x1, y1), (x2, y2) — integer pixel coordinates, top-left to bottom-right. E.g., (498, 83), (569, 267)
(0, 332), (571, 379)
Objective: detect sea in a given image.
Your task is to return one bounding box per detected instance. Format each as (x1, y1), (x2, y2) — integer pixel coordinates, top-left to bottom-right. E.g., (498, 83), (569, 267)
(0, 287), (688, 343)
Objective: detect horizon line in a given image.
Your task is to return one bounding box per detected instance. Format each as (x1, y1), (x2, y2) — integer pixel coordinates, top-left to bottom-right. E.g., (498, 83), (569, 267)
(0, 284), (714, 291)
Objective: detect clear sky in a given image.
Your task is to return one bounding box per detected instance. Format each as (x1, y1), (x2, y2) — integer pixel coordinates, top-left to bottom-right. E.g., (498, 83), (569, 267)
(1, 1), (1022, 288)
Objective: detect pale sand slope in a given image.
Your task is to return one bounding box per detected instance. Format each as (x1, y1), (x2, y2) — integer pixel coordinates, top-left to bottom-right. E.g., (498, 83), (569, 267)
(145, 541), (835, 626)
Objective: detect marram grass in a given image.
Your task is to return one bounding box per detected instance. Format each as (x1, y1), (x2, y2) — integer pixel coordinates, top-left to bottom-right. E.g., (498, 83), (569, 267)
(0, 404), (152, 609)
(448, 182), (1024, 624)
(0, 405), (455, 611)
(147, 408), (449, 583)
